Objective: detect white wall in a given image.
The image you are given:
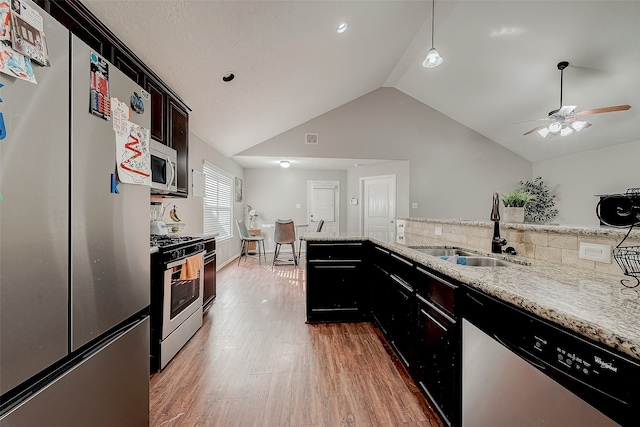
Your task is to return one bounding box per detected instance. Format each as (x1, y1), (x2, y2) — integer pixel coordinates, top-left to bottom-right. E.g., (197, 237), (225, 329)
(237, 88), (533, 221)
(243, 168), (347, 251)
(345, 160), (410, 233)
(156, 133), (244, 268)
(533, 139), (640, 226)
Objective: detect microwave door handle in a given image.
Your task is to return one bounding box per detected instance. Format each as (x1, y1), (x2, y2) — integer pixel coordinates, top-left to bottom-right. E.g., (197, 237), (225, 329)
(167, 155), (175, 189)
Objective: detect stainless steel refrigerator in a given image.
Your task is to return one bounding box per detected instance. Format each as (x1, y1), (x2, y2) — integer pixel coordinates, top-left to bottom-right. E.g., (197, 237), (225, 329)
(1, 1), (150, 425)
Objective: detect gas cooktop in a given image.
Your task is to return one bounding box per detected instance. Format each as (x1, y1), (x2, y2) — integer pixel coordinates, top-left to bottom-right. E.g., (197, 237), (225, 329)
(150, 235), (202, 249)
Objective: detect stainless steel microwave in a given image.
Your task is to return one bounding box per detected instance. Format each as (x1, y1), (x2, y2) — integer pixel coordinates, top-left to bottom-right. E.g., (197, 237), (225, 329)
(150, 140), (177, 193)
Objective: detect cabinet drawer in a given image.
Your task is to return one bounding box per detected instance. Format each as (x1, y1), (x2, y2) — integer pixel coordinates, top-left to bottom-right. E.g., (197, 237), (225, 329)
(371, 244), (391, 271)
(307, 242), (364, 261)
(415, 266), (458, 317)
(389, 252), (414, 284)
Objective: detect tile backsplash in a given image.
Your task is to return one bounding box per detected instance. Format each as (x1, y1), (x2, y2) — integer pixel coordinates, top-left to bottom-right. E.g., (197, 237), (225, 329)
(401, 218), (640, 276)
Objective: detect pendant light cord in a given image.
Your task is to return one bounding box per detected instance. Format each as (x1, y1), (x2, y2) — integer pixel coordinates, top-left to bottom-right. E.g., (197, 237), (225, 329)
(431, 0), (435, 49)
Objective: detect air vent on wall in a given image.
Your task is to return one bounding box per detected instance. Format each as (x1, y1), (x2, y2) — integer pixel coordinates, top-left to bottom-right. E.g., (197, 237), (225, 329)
(305, 133), (319, 145)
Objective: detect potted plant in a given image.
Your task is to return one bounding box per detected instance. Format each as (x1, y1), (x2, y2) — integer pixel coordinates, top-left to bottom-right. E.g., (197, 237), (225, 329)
(501, 189), (535, 223)
(519, 177), (559, 223)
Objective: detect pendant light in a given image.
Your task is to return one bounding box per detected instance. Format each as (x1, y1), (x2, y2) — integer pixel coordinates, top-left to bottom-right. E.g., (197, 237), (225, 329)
(422, 0), (443, 68)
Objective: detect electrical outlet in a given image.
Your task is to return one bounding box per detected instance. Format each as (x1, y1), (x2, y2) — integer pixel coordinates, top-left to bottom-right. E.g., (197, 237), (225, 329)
(579, 242), (611, 263)
(435, 226), (443, 236)
(296, 203), (301, 208)
(412, 203), (419, 209)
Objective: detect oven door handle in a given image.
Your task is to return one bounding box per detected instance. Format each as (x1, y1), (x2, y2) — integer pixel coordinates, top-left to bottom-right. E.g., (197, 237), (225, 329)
(166, 259), (186, 269)
(166, 251), (204, 269)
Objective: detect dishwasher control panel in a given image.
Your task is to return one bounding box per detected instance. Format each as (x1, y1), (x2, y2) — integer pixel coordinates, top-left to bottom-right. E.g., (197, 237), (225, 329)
(525, 324), (635, 398)
(464, 287), (639, 426)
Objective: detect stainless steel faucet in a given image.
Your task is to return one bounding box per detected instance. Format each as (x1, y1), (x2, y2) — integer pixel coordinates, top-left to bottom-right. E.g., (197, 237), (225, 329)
(491, 192), (507, 254)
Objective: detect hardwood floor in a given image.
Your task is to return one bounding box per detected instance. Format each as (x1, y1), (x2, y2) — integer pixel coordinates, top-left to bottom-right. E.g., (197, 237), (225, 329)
(150, 258), (444, 427)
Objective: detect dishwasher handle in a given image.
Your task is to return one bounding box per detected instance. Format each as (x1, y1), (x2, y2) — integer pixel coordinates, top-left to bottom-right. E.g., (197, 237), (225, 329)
(492, 333), (546, 372)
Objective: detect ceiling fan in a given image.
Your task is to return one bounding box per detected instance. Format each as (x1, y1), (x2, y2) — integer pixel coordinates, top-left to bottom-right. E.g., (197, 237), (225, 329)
(523, 61), (631, 138)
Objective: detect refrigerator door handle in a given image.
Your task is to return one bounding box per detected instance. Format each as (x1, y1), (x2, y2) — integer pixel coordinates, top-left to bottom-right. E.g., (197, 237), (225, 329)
(167, 154), (175, 190)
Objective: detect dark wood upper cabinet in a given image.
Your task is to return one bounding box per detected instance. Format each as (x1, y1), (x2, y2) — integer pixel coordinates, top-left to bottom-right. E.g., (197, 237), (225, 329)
(145, 78), (166, 144)
(111, 46), (143, 85)
(37, 0), (191, 198)
(169, 101), (189, 196)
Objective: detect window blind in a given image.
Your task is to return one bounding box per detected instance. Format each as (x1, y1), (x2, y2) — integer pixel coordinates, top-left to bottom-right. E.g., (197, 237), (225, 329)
(203, 161), (233, 240)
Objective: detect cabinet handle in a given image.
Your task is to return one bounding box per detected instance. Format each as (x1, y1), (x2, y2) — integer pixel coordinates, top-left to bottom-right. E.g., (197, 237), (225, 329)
(416, 266), (458, 290)
(417, 294), (456, 324)
(391, 253), (413, 266)
(309, 260), (362, 264)
(466, 292), (485, 307)
(314, 265), (357, 270)
(390, 274), (413, 293)
(421, 309), (448, 332)
(375, 246), (390, 255)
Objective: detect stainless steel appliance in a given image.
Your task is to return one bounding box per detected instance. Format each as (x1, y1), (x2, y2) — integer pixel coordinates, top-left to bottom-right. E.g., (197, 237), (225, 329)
(151, 236), (205, 372)
(1, 3), (150, 424)
(463, 289), (637, 427)
(150, 139), (177, 194)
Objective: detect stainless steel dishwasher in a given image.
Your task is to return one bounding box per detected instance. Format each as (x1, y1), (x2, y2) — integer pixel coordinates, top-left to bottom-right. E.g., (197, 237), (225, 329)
(462, 289), (637, 427)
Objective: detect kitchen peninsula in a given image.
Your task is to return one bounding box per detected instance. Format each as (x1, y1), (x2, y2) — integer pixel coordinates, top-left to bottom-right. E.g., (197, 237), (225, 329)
(303, 219), (640, 427)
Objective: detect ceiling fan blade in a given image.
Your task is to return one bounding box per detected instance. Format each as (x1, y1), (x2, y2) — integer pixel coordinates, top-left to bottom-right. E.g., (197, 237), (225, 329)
(557, 105), (577, 116)
(509, 118), (546, 125)
(523, 124), (548, 136)
(578, 105), (631, 115)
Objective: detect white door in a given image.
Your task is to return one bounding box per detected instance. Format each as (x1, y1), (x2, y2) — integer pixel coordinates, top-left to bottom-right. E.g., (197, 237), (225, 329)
(361, 175), (396, 241)
(308, 181), (340, 233)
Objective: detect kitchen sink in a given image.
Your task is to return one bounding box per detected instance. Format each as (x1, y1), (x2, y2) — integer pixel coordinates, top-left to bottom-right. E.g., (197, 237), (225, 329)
(462, 257), (515, 267)
(412, 247), (519, 267)
(414, 248), (478, 257)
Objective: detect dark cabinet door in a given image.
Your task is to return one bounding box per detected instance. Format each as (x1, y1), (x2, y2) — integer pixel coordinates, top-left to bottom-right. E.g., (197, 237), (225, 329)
(306, 261), (364, 322)
(111, 48), (142, 84)
(370, 264), (392, 336)
(388, 274), (415, 370)
(145, 78), (166, 144)
(168, 100), (189, 196)
(416, 296), (459, 427)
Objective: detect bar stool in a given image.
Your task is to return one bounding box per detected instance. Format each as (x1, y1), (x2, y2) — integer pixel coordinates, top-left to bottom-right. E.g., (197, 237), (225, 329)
(273, 219), (298, 267)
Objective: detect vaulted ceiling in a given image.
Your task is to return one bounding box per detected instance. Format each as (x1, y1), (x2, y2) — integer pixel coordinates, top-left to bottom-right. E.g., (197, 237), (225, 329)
(82, 1), (640, 164)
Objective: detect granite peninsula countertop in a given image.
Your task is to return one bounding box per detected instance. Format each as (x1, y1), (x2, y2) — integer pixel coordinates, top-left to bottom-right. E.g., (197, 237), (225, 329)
(302, 231), (640, 361)
(397, 217), (640, 238)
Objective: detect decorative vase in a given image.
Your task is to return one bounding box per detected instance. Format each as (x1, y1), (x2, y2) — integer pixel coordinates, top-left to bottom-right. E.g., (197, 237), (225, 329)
(504, 207), (525, 223)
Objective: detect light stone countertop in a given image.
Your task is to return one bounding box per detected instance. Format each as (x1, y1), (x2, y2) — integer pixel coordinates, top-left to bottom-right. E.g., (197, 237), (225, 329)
(302, 232), (640, 361)
(397, 217), (640, 238)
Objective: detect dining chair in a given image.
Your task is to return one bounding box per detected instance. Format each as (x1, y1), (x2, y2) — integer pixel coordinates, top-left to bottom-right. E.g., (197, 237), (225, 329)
(273, 219), (298, 267)
(236, 220), (266, 265)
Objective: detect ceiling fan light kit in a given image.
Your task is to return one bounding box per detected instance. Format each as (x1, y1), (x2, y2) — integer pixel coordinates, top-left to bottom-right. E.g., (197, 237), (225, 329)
(524, 61), (631, 139)
(422, 0), (443, 68)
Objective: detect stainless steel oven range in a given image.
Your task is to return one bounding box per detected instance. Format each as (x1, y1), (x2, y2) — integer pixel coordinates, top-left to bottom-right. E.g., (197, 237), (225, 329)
(150, 236), (205, 372)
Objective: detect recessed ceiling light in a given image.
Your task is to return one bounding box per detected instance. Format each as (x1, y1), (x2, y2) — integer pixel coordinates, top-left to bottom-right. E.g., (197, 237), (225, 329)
(337, 22), (348, 34)
(221, 72), (235, 82)
(280, 160), (291, 168)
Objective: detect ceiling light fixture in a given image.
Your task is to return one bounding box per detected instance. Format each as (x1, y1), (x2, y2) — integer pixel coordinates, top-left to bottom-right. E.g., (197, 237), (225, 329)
(337, 22), (348, 34)
(422, 0), (443, 68)
(280, 160), (291, 168)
